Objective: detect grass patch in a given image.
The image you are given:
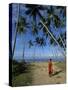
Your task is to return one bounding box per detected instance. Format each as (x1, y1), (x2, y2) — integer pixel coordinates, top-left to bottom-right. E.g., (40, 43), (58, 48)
(12, 72), (32, 86)
(12, 60), (33, 86)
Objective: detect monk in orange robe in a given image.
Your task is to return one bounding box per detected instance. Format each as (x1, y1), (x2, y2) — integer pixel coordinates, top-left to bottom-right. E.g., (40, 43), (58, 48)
(48, 59), (53, 77)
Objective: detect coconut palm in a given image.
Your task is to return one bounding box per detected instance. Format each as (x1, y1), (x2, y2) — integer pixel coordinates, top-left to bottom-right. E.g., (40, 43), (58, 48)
(25, 4), (45, 35)
(12, 4), (20, 59)
(25, 5), (66, 57)
(12, 5), (29, 59)
(47, 6), (66, 49)
(39, 6), (66, 56)
(26, 5), (65, 56)
(25, 4), (45, 60)
(40, 20), (66, 56)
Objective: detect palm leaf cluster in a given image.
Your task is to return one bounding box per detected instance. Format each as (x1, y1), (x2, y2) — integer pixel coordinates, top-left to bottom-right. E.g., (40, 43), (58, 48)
(11, 4), (66, 58)
(17, 16), (28, 34)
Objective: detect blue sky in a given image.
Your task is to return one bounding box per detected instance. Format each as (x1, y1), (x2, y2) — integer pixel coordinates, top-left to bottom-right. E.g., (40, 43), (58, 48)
(11, 4), (66, 61)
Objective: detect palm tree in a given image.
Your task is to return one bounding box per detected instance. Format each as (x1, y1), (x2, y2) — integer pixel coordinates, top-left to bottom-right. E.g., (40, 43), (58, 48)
(39, 6), (66, 56)
(25, 4), (45, 35)
(12, 4), (20, 59)
(12, 4), (29, 59)
(40, 20), (65, 56)
(25, 5), (66, 57)
(48, 6), (66, 50)
(25, 4), (45, 60)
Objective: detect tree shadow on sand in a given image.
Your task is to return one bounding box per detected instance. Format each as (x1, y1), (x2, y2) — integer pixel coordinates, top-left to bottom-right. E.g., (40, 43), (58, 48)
(51, 70), (62, 77)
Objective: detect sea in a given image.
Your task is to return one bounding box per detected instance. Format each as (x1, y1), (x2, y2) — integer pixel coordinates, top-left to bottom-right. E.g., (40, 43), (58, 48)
(15, 56), (65, 63)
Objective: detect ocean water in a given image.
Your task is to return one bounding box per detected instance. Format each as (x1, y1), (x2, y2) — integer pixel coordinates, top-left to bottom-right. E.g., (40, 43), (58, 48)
(15, 56), (65, 63)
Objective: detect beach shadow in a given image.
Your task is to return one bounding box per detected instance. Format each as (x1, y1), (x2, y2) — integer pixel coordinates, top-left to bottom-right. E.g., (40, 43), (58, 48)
(52, 70), (62, 77)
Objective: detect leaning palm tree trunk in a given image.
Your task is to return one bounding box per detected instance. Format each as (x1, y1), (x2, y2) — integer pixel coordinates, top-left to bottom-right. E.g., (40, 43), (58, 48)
(59, 34), (66, 50)
(54, 27), (66, 50)
(40, 20), (66, 57)
(12, 4), (20, 59)
(22, 41), (25, 61)
(37, 10), (66, 57)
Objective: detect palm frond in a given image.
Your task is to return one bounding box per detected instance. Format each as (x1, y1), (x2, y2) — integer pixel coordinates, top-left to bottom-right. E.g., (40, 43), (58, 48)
(28, 40), (33, 48)
(17, 16), (29, 34)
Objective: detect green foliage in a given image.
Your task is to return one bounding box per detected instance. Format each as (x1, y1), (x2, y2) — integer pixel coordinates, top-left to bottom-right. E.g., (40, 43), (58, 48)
(53, 15), (61, 28)
(50, 38), (54, 44)
(12, 60), (18, 65)
(25, 4), (45, 16)
(57, 37), (63, 47)
(12, 60), (33, 86)
(12, 72), (32, 86)
(56, 6), (66, 18)
(28, 40), (33, 48)
(25, 4), (66, 48)
(17, 16), (29, 34)
(13, 5), (66, 54)
(35, 37), (45, 46)
(32, 26), (38, 35)
(12, 60), (28, 77)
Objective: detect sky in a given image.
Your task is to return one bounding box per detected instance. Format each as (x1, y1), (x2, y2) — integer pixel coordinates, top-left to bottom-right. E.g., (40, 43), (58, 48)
(11, 3), (66, 62)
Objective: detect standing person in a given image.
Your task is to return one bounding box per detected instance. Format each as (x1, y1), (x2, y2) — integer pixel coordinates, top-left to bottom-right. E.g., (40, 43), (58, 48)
(48, 59), (53, 77)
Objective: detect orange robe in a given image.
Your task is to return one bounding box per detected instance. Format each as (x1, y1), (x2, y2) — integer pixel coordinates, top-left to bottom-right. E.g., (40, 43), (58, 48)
(48, 62), (53, 75)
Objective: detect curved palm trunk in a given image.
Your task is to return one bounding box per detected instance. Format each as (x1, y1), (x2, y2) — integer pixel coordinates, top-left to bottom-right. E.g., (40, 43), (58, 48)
(32, 15), (36, 62)
(37, 11), (66, 56)
(12, 29), (18, 59)
(40, 20), (66, 57)
(54, 27), (66, 50)
(12, 4), (20, 59)
(59, 34), (66, 50)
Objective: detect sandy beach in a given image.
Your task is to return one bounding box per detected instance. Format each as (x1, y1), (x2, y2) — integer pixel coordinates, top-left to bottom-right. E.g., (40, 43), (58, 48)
(12, 61), (66, 86)
(30, 61), (66, 85)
